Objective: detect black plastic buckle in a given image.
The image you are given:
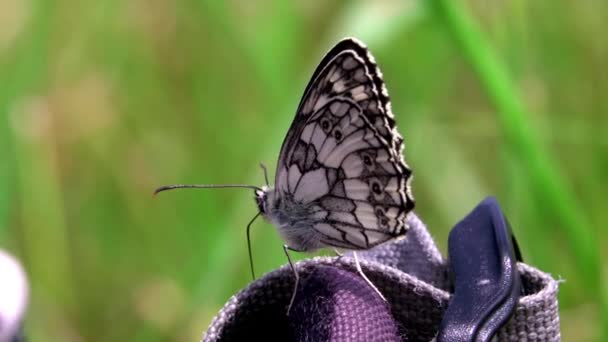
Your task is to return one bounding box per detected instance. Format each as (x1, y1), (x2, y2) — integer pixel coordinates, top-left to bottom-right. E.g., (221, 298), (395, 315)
(437, 196), (522, 342)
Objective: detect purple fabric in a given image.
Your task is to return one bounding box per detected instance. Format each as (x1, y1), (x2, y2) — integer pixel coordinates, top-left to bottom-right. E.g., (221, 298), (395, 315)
(290, 265), (399, 342)
(203, 213), (561, 341)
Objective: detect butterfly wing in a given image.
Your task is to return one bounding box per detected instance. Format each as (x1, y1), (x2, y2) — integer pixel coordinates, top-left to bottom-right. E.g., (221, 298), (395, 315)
(274, 38), (414, 250)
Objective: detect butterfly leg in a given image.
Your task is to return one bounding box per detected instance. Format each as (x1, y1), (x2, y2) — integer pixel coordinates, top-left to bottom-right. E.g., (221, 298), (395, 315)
(283, 244), (301, 315)
(332, 248), (344, 257)
(353, 251), (386, 302)
(259, 163), (270, 187)
(246, 212), (262, 280)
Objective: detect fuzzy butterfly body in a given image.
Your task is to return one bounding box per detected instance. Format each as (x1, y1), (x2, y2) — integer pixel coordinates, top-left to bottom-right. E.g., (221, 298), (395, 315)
(255, 38), (414, 252)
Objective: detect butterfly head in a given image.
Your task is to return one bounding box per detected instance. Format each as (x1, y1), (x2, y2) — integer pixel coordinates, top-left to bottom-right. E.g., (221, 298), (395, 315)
(254, 186), (272, 215)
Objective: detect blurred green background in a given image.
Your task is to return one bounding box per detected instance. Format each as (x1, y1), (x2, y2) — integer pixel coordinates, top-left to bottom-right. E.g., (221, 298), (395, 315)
(0, 0), (606, 341)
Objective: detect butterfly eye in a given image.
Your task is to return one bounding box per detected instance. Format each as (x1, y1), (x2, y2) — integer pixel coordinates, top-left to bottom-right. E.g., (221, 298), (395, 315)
(333, 129), (343, 141)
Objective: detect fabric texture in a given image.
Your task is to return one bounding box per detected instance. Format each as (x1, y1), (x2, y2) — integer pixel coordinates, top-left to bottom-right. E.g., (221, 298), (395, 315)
(203, 214), (561, 341)
(290, 265), (400, 342)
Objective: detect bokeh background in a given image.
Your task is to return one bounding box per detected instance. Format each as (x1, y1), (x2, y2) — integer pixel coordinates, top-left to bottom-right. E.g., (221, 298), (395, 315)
(0, 0), (606, 341)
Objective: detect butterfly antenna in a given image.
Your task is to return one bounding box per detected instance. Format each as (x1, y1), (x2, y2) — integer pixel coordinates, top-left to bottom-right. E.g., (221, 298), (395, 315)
(246, 212), (262, 280)
(154, 184), (263, 195)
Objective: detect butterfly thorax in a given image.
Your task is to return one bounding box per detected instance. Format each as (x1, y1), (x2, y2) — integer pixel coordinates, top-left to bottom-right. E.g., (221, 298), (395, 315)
(255, 186), (323, 252)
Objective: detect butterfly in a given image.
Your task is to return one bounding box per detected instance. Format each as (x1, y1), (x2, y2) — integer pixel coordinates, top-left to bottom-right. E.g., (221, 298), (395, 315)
(155, 37), (415, 313)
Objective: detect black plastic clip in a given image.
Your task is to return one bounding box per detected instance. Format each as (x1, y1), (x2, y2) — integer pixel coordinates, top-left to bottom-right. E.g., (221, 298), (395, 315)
(437, 196), (522, 342)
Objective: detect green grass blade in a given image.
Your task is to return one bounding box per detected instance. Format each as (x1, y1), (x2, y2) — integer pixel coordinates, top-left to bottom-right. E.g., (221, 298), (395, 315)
(430, 0), (605, 337)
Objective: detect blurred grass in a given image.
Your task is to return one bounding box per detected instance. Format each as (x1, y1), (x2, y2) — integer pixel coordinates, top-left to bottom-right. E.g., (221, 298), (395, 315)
(433, 0), (599, 286)
(0, 0), (606, 341)
(432, 1), (606, 336)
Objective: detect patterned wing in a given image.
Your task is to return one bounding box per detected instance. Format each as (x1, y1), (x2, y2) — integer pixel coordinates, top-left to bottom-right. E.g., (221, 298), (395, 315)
(274, 38), (414, 250)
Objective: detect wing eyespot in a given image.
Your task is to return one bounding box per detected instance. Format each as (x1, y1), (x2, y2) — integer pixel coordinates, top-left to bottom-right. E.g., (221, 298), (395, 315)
(371, 180), (382, 195)
(333, 129), (343, 141)
(361, 152), (375, 168)
(321, 118), (331, 132)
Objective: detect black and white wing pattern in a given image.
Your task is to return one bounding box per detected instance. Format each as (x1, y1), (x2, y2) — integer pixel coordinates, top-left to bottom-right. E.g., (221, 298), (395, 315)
(271, 38), (414, 251)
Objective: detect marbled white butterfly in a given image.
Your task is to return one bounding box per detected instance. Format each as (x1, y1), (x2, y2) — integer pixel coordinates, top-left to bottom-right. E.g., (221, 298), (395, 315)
(155, 38), (415, 313)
